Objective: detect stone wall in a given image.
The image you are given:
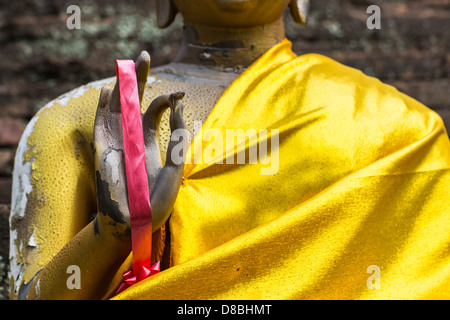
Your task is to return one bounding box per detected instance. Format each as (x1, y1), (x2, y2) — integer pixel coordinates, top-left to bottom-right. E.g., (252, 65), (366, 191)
(0, 0), (449, 299)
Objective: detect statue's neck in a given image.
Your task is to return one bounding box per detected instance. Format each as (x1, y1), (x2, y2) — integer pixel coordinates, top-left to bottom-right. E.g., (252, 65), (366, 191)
(173, 17), (285, 71)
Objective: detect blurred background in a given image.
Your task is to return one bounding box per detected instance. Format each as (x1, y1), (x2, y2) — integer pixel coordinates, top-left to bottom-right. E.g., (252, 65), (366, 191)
(0, 0), (449, 299)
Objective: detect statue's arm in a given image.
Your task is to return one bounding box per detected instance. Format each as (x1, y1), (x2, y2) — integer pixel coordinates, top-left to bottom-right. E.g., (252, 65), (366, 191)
(23, 219), (131, 299)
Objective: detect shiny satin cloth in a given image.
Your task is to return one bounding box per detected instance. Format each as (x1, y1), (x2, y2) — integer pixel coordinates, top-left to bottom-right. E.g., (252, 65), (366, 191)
(112, 39), (450, 299)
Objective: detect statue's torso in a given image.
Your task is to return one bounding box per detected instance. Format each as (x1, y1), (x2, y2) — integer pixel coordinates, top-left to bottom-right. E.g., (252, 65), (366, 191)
(9, 63), (239, 297)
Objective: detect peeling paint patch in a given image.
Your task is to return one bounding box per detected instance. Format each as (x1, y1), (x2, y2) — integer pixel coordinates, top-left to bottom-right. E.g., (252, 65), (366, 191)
(87, 76), (115, 90)
(11, 116), (39, 221)
(53, 77), (115, 107)
(10, 263), (25, 297)
(104, 148), (123, 186)
(55, 86), (90, 107)
(35, 278), (40, 299)
(95, 171), (126, 224)
(28, 233), (38, 248)
(9, 112), (40, 296)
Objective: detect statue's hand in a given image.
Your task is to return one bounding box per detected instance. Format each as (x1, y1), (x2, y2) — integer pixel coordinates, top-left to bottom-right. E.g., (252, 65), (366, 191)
(93, 51), (187, 239)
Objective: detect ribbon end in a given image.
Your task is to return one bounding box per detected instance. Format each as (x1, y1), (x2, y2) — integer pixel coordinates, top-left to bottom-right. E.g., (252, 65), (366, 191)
(150, 261), (161, 273)
(116, 282), (129, 295)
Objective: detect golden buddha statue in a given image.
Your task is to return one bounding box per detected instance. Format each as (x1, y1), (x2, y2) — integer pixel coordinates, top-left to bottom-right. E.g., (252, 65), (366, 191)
(10, 0), (450, 300)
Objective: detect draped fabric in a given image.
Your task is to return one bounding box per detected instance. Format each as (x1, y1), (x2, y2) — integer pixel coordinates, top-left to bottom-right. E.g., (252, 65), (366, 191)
(112, 39), (450, 299)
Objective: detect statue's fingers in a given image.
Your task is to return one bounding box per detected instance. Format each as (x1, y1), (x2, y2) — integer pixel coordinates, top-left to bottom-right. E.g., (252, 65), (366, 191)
(169, 92), (185, 131)
(149, 163), (184, 231)
(94, 87), (112, 165)
(135, 51), (151, 104)
(94, 86), (112, 133)
(143, 95), (171, 191)
(143, 94), (171, 136)
(98, 86), (112, 109)
(149, 98), (188, 230)
(108, 80), (121, 113)
(166, 112), (188, 169)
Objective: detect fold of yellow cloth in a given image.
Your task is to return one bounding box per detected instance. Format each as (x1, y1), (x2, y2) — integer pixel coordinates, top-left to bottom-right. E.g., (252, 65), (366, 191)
(113, 39), (450, 299)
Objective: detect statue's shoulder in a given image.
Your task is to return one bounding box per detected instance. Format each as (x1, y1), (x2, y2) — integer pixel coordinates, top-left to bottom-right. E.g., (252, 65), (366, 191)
(39, 77), (117, 116)
(32, 62), (234, 121)
(20, 64), (234, 152)
(16, 77), (116, 151)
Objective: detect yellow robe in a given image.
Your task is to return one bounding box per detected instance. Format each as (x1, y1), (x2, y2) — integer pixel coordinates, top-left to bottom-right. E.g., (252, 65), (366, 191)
(111, 39), (450, 299)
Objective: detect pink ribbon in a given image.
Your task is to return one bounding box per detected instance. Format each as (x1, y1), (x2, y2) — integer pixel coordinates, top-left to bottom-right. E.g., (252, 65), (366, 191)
(115, 60), (159, 295)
